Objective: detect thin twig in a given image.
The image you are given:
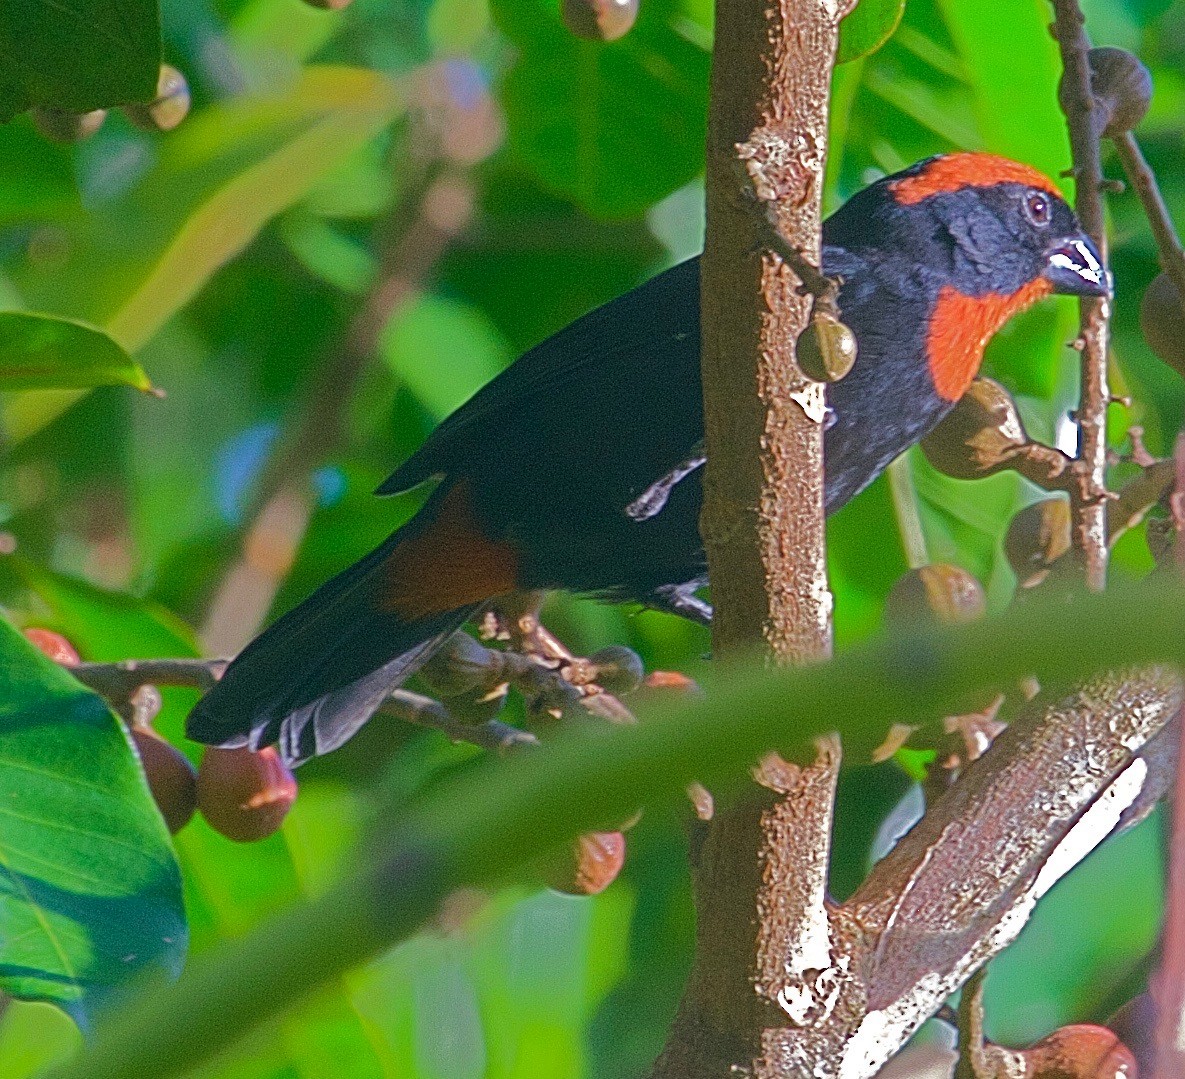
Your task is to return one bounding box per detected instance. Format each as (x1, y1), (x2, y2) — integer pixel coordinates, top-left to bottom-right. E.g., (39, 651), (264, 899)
(69, 655), (537, 754)
(1050, 0), (1113, 592)
(1114, 131), (1185, 303)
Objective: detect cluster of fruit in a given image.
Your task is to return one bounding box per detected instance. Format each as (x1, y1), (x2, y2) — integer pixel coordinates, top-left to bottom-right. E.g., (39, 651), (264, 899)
(24, 627), (298, 843)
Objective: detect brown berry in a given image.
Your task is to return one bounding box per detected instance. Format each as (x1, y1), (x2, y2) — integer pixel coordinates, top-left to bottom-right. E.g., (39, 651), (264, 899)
(884, 564), (987, 626)
(131, 727), (197, 834)
(123, 65), (190, 133)
(23, 627), (81, 666)
(1140, 272), (1185, 375)
(196, 746), (297, 842)
(30, 108), (106, 143)
(561, 0), (638, 41)
(589, 645), (645, 695)
(417, 631), (497, 698)
(546, 831), (626, 895)
(1006, 498), (1072, 588)
(1088, 47), (1153, 139)
(796, 313), (858, 383)
(1020, 1023), (1137, 1078)
(921, 377), (1029, 479)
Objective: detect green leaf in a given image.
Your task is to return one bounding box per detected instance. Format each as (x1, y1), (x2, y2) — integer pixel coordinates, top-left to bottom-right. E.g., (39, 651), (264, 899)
(0, 0), (160, 121)
(493, 0), (709, 217)
(2, 66), (405, 442)
(381, 295), (511, 420)
(838, 0), (906, 64)
(0, 312), (151, 392)
(0, 617), (185, 1026)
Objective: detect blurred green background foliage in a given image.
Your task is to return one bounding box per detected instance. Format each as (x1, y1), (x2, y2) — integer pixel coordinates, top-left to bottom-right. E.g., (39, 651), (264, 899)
(0, 0), (1180, 1073)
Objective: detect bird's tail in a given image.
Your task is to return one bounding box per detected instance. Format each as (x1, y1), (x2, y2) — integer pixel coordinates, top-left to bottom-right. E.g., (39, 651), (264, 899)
(186, 480), (518, 766)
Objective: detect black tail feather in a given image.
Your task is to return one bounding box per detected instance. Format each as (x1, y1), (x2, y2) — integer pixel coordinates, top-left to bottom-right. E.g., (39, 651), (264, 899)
(186, 531), (479, 766)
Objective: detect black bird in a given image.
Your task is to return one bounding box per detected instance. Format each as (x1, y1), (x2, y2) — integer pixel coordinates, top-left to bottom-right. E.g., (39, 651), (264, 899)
(187, 153), (1108, 765)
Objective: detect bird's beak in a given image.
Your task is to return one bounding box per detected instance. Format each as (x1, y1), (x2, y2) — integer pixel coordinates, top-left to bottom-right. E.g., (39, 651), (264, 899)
(1043, 233), (1110, 297)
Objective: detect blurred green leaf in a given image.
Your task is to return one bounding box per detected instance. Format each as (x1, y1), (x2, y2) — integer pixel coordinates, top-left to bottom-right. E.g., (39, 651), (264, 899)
(0, 616), (185, 1026)
(0, 555), (198, 661)
(838, 0), (907, 64)
(936, 0), (1068, 179)
(3, 66), (405, 443)
(493, 0), (709, 217)
(381, 294), (511, 420)
(0, 312), (150, 392)
(0, 0), (160, 120)
(103, 67), (404, 354)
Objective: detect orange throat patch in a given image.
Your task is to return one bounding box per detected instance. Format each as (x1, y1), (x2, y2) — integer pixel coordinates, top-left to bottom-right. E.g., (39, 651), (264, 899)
(926, 279), (1053, 402)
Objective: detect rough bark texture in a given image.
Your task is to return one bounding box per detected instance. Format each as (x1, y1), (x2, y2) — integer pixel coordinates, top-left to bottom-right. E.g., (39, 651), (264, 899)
(653, 1), (846, 1076)
(1050, 0), (1112, 592)
(651, 669), (1182, 1079)
(698, 0), (843, 665)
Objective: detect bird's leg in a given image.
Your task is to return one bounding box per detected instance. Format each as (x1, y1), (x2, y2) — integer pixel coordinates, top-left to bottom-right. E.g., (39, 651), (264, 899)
(647, 580), (713, 626)
(485, 592), (637, 723)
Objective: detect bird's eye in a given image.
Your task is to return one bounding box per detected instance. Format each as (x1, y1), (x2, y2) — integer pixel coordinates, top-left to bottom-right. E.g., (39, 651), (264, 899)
(1023, 191), (1052, 226)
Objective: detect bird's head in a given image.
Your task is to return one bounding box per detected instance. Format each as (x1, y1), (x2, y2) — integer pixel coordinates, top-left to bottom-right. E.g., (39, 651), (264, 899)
(824, 154), (1109, 403)
(828, 152), (1109, 301)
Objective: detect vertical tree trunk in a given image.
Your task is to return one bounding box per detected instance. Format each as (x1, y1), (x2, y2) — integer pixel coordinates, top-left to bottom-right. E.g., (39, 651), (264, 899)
(699, 0), (840, 665)
(653, 1), (845, 1075)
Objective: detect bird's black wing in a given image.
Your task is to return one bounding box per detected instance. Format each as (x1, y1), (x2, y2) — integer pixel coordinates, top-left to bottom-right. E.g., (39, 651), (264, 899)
(378, 258), (702, 495)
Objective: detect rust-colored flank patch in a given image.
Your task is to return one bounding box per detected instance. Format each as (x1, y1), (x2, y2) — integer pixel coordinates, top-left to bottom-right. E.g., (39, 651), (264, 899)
(926, 279), (1053, 402)
(380, 480), (519, 619)
(891, 153), (1063, 205)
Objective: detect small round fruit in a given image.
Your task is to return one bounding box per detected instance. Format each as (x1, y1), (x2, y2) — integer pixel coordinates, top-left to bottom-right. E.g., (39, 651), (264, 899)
(124, 65), (190, 133)
(132, 727), (197, 834)
(197, 746), (297, 842)
(30, 108), (106, 143)
(589, 645), (645, 695)
(546, 831), (626, 895)
(921, 377), (1028, 479)
(23, 627), (81, 666)
(796, 313), (857, 383)
(1006, 498), (1072, 588)
(561, 0), (638, 41)
(884, 564), (986, 626)
(418, 632), (497, 697)
(1087, 46), (1153, 139)
(1141, 272), (1185, 375)
(1020, 1023), (1137, 1078)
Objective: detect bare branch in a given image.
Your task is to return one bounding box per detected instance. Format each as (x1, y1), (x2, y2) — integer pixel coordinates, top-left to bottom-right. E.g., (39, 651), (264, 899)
(1114, 131), (1185, 303)
(69, 654), (537, 754)
(1050, 0), (1113, 591)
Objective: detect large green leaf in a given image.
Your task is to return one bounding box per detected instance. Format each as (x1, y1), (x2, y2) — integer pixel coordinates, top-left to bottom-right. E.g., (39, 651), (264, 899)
(0, 312), (150, 392)
(0, 617), (185, 1027)
(493, 0), (709, 218)
(838, 0), (907, 64)
(0, 0), (160, 121)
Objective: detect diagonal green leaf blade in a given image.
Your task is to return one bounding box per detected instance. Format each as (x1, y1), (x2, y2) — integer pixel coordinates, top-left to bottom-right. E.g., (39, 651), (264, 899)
(0, 617), (186, 1027)
(2, 66), (404, 444)
(838, 0), (906, 64)
(0, 313), (151, 393)
(0, 0), (160, 121)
